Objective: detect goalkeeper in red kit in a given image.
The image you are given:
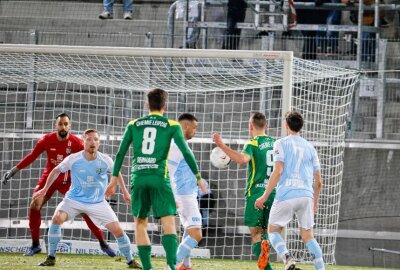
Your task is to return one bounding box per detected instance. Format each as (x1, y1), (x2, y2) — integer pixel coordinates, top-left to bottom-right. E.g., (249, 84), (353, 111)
(2, 113), (116, 257)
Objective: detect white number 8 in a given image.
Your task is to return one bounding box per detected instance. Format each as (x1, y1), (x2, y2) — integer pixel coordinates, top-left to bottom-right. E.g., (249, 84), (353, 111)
(142, 127), (157, 154)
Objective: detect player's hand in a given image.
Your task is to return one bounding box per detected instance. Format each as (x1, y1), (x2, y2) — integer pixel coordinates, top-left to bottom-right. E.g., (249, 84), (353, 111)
(105, 183), (117, 198)
(2, 166), (18, 185)
(254, 196), (267, 209)
(197, 178), (207, 193)
(32, 189), (46, 201)
(122, 190), (131, 205)
(212, 132), (224, 147)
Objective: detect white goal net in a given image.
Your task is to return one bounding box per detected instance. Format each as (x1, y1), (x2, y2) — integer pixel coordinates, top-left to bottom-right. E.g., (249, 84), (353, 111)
(0, 45), (358, 264)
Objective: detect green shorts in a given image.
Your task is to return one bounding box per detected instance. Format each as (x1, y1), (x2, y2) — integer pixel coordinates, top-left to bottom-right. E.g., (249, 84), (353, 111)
(131, 174), (176, 219)
(244, 189), (276, 228)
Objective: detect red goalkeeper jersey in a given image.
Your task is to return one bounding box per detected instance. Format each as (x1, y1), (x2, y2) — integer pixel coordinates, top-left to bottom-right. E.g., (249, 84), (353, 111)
(17, 132), (84, 183)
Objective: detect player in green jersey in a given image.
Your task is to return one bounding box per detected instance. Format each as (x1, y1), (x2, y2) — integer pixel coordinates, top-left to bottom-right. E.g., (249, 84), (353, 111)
(212, 112), (275, 270)
(111, 88), (204, 270)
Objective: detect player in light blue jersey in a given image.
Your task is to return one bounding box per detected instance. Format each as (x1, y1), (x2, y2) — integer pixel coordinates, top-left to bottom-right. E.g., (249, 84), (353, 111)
(255, 112), (324, 270)
(168, 113), (206, 270)
(33, 129), (141, 269)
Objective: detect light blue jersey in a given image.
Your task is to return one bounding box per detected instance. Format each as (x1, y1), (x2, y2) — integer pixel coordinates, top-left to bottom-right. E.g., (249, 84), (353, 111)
(58, 151), (114, 204)
(273, 135), (320, 201)
(168, 140), (197, 196)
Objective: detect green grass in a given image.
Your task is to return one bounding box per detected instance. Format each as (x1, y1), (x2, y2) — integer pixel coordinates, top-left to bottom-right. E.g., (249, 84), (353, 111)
(0, 253), (390, 270)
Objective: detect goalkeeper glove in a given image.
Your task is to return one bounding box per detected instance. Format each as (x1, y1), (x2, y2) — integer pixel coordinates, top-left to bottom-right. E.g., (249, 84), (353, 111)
(2, 166), (18, 185)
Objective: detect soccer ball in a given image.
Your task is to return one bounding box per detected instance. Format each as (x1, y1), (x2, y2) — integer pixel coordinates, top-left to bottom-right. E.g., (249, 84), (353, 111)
(210, 147), (231, 169)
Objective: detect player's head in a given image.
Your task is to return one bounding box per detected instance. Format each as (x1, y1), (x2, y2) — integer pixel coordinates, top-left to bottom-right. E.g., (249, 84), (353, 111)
(55, 112), (71, 139)
(249, 112), (267, 136)
(147, 88), (168, 112)
(82, 129), (100, 155)
(178, 113), (198, 140)
(285, 111), (303, 133)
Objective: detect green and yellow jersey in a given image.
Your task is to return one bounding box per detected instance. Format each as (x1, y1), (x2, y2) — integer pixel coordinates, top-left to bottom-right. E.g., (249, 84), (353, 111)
(242, 135), (276, 197)
(112, 112), (199, 178)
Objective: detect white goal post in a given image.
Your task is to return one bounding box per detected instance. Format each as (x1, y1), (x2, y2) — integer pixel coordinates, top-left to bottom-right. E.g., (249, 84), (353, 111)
(0, 44), (358, 264)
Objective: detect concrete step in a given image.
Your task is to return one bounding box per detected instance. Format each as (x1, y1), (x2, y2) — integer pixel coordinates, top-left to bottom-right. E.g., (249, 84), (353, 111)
(0, 17), (173, 34)
(0, 1), (173, 22)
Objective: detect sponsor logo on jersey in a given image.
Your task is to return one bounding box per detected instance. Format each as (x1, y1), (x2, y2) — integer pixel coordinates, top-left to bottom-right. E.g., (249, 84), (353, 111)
(57, 154), (63, 162)
(50, 148), (56, 151)
(138, 157), (156, 164)
(87, 176), (94, 183)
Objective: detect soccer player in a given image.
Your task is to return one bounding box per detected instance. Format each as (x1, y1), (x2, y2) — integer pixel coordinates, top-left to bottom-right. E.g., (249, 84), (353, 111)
(168, 113), (203, 270)
(212, 112), (275, 270)
(255, 111), (324, 270)
(1, 113), (115, 257)
(33, 129), (141, 268)
(111, 88), (205, 270)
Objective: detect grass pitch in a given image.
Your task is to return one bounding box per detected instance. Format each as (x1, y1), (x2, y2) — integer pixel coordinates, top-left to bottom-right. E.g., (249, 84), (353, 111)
(0, 253), (389, 270)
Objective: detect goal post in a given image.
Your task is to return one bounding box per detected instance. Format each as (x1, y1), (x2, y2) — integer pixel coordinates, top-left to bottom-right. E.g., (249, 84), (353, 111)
(0, 44), (358, 264)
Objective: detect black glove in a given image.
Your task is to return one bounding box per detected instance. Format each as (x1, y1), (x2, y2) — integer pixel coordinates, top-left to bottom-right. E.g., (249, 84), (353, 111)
(2, 166), (18, 185)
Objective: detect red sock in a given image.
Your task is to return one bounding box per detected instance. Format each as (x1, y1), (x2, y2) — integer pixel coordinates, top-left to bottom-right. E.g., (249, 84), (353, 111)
(82, 214), (104, 242)
(29, 208), (41, 246)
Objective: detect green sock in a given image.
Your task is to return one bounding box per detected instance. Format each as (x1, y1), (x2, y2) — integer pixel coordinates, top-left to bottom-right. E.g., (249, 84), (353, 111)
(137, 245), (152, 270)
(262, 233), (269, 241)
(252, 241), (262, 259)
(162, 234), (178, 269)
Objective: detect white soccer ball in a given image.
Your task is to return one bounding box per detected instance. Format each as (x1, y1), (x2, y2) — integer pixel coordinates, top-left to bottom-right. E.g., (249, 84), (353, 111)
(210, 147), (231, 169)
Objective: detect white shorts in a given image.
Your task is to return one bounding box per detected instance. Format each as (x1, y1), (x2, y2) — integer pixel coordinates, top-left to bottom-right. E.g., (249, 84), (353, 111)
(55, 197), (118, 227)
(269, 197), (314, 230)
(175, 193), (202, 229)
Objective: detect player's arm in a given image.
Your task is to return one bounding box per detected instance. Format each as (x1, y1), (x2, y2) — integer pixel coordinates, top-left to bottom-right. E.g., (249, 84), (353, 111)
(2, 138), (45, 185)
(212, 132), (250, 165)
(313, 170), (322, 213)
(112, 123), (134, 177)
(255, 161), (283, 209)
(32, 166), (62, 200)
(312, 147), (322, 213)
(106, 172), (131, 204)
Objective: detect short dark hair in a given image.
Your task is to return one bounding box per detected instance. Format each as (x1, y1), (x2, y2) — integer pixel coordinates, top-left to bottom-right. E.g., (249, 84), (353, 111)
(285, 111), (303, 132)
(55, 112), (70, 120)
(147, 88), (168, 111)
(250, 112), (267, 129)
(178, 113), (198, 122)
(83, 128), (99, 137)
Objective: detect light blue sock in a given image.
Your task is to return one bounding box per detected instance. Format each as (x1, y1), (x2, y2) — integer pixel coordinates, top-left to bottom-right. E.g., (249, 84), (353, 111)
(177, 232), (198, 264)
(48, 224), (62, 257)
(269, 232), (289, 260)
(306, 239), (325, 270)
(117, 234), (133, 263)
(182, 232), (191, 267)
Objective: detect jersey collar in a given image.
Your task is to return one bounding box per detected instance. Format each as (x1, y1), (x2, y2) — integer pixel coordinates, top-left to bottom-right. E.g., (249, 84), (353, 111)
(253, 134), (266, 139)
(149, 112), (163, 116)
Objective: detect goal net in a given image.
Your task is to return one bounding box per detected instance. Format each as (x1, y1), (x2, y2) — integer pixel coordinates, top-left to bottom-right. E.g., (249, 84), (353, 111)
(0, 44), (358, 264)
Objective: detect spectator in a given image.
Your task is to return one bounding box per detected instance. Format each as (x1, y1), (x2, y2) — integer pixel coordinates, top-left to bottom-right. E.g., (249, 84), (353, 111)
(326, 0), (342, 53)
(176, 0), (201, 48)
(99, 0), (133, 20)
(197, 179), (215, 228)
(222, 0), (247, 50)
(297, 0), (330, 59)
